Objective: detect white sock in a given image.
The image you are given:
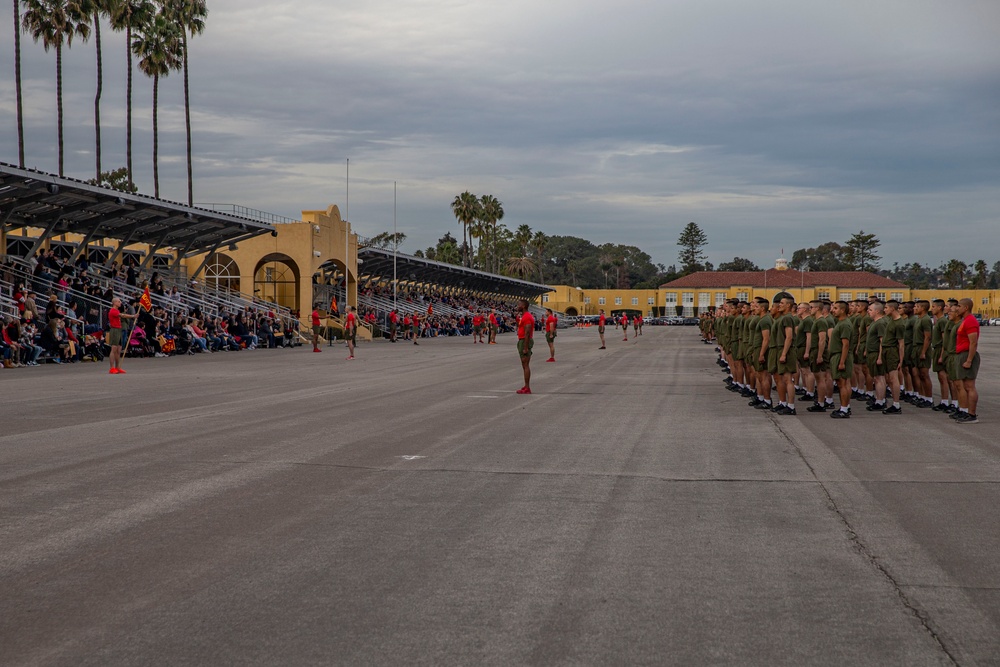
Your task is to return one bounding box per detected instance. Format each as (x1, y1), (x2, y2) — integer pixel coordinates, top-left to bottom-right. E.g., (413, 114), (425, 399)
(893, 402), (900, 408)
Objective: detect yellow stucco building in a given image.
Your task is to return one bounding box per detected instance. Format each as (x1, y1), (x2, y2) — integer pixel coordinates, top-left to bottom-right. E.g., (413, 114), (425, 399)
(541, 262), (1000, 319)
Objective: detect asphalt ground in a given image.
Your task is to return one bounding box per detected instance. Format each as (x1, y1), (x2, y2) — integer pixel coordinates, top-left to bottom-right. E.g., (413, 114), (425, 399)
(1, 325), (998, 666)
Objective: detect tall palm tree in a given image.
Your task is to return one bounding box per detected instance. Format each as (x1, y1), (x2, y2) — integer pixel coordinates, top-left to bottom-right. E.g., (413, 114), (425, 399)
(514, 224), (532, 258)
(109, 0), (153, 190)
(161, 0), (206, 205)
(479, 194), (503, 273)
(91, 0), (113, 180)
(21, 0), (92, 177)
(13, 0), (26, 166)
(532, 231), (548, 284)
(450, 191), (479, 268)
(504, 256), (536, 281)
(133, 9), (181, 198)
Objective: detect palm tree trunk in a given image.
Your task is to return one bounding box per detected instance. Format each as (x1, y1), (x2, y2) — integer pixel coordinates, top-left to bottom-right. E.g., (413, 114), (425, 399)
(152, 74), (159, 198)
(126, 22), (133, 189)
(94, 12), (103, 180)
(56, 43), (64, 176)
(182, 31), (193, 205)
(462, 222), (468, 267)
(492, 223), (496, 273)
(14, 0), (25, 167)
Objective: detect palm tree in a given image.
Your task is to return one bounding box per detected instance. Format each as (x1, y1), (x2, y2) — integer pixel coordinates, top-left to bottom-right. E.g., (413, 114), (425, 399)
(21, 0), (92, 177)
(450, 191), (479, 267)
(161, 0), (206, 205)
(479, 194), (503, 273)
(599, 254), (612, 289)
(109, 0), (153, 190)
(13, 0), (26, 166)
(90, 0), (115, 180)
(514, 224), (532, 258)
(531, 231), (548, 283)
(973, 259), (988, 289)
(133, 9), (181, 198)
(504, 256), (536, 281)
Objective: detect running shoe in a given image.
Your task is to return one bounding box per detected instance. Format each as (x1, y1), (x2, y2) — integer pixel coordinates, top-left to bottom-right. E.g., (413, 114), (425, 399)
(882, 405), (902, 415)
(830, 409), (851, 419)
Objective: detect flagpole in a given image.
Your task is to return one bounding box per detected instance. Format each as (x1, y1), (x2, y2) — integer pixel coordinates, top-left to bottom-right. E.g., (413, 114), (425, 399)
(345, 158), (350, 319)
(393, 181), (397, 312)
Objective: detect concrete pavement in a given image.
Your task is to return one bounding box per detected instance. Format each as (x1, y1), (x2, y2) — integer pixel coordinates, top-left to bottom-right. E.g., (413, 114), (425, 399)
(1, 325), (997, 665)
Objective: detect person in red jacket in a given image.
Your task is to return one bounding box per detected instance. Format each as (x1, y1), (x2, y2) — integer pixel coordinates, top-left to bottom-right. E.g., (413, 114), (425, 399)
(621, 313), (629, 341)
(598, 309), (606, 349)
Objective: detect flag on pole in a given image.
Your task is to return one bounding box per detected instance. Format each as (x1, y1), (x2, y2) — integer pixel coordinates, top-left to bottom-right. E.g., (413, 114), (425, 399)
(330, 297), (339, 315)
(139, 286), (153, 312)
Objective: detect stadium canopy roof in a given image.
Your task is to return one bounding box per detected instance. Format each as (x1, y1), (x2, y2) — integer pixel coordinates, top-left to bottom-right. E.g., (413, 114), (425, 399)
(0, 162), (274, 257)
(354, 247), (552, 298)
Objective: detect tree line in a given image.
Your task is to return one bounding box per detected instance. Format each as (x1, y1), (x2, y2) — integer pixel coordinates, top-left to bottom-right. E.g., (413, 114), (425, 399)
(12, 0), (208, 203)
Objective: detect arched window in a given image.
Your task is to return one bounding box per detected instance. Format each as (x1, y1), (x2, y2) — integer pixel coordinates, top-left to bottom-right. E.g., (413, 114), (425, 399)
(205, 253), (241, 293)
(254, 255), (299, 310)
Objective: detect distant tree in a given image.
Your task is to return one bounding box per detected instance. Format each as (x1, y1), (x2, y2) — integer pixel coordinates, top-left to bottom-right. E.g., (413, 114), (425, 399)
(790, 242), (850, 272)
(479, 194), (503, 273)
(990, 261), (1000, 289)
(368, 231), (407, 250)
(21, 0), (92, 176)
(944, 259), (968, 288)
(531, 231), (548, 283)
(436, 240), (460, 265)
(677, 222), (707, 274)
(717, 257), (760, 272)
(566, 259), (582, 287)
(514, 224), (533, 257)
(598, 254), (612, 289)
(14, 0), (26, 166)
(450, 191), (479, 267)
(413, 249), (425, 258)
(87, 167), (138, 192)
(844, 230), (882, 271)
(133, 8), (182, 198)
(504, 255), (536, 280)
(973, 259), (988, 288)
(109, 0), (155, 190)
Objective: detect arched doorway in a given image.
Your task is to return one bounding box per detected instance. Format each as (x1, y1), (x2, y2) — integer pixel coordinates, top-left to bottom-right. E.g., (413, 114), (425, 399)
(254, 254), (300, 312)
(204, 253), (241, 293)
(564, 306), (579, 316)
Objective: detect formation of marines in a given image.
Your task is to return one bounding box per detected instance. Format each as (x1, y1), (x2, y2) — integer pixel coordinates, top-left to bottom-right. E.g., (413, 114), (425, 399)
(701, 294), (982, 423)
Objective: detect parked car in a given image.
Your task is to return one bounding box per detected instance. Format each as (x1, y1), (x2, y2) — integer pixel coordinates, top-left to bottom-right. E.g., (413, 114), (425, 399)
(988, 318), (1000, 326)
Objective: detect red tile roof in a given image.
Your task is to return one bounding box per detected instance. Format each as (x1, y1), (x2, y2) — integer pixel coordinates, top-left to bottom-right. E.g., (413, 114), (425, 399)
(660, 269), (907, 290)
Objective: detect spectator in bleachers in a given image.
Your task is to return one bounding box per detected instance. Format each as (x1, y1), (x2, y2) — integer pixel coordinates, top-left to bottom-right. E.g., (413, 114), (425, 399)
(39, 319), (70, 363)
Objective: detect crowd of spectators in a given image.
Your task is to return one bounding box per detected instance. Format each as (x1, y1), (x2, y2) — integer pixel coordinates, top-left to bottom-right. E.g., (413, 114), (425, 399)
(1, 253), (302, 372)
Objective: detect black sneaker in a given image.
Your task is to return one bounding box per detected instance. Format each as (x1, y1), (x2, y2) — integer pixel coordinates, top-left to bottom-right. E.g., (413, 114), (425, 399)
(866, 402), (885, 412)
(944, 405), (958, 414)
(770, 403), (784, 412)
(932, 402), (948, 412)
(950, 410), (966, 420)
(782, 407), (797, 416)
(798, 393), (815, 403)
(882, 405), (902, 415)
(795, 387), (806, 396)
(806, 403), (827, 413)
(958, 414), (979, 424)
(748, 397), (762, 407)
(740, 387), (756, 397)
(916, 399), (932, 409)
(852, 390), (865, 400)
(773, 404), (791, 415)
(754, 401), (773, 410)
(831, 409), (851, 419)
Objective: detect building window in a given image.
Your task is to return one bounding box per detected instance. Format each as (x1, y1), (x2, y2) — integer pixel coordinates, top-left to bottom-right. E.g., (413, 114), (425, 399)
(542, 295), (549, 303)
(714, 292), (726, 306)
(665, 292), (677, 304)
(631, 297), (638, 305)
(647, 297), (654, 305)
(873, 292), (886, 301)
(839, 292), (852, 301)
(584, 297), (591, 305)
(682, 292), (694, 304)
(698, 292), (710, 306)
(983, 297), (989, 305)
(735, 291), (749, 301)
(598, 297), (606, 305)
(817, 290), (831, 300)
(615, 297), (622, 305)
(891, 292), (904, 301)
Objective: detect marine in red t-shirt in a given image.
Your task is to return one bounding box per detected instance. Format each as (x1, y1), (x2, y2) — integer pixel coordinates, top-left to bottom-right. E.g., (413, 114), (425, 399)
(598, 310), (607, 349)
(344, 307), (358, 359)
(311, 307), (322, 352)
(544, 309), (557, 362)
(516, 300), (535, 394)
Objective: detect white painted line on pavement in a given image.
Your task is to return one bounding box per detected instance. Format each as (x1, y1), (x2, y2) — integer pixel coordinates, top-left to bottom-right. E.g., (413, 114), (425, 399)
(399, 455), (426, 460)
(466, 395), (500, 399)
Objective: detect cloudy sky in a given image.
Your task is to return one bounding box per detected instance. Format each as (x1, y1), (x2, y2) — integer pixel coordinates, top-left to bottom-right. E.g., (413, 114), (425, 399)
(2, 0), (999, 271)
